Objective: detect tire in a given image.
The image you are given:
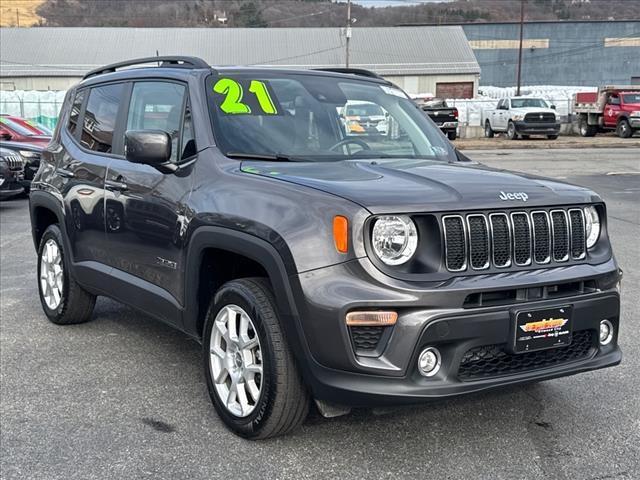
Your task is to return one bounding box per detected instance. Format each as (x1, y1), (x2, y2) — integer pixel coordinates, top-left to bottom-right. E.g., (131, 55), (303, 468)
(203, 278), (309, 439)
(547, 135), (559, 140)
(37, 224), (96, 325)
(447, 130), (457, 141)
(521, 135), (530, 140)
(579, 117), (597, 137)
(484, 121), (494, 138)
(617, 119), (633, 138)
(507, 121), (518, 140)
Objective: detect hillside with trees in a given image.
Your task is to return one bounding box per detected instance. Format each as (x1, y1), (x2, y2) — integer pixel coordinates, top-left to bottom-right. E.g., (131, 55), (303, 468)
(27, 0), (640, 28)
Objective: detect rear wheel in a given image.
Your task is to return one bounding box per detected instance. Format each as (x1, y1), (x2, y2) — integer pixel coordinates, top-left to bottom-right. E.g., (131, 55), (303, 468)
(507, 121), (518, 140)
(37, 224), (96, 325)
(521, 135), (530, 140)
(447, 130), (457, 141)
(203, 278), (309, 439)
(579, 116), (597, 137)
(484, 121), (494, 138)
(547, 135), (559, 140)
(617, 119), (633, 138)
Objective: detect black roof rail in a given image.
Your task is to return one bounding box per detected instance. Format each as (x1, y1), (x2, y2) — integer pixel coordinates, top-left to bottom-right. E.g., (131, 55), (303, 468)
(313, 68), (385, 80)
(83, 56), (210, 80)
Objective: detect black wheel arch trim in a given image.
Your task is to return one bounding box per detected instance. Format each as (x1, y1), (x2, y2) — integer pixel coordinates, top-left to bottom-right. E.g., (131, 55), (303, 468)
(29, 190), (68, 253)
(183, 226), (318, 380)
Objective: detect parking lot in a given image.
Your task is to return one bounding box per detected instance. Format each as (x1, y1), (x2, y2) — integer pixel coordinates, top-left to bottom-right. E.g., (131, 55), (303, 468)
(1, 147), (639, 480)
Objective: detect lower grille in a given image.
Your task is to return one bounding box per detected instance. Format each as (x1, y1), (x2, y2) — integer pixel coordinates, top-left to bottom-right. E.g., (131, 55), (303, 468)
(350, 326), (385, 352)
(457, 329), (595, 381)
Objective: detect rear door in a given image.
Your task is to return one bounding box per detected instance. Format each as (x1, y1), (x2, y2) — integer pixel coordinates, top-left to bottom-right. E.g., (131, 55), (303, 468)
(59, 83), (127, 265)
(103, 80), (196, 317)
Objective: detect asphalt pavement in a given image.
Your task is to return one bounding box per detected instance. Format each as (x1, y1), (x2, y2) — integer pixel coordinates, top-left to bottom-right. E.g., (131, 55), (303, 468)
(1, 148), (639, 480)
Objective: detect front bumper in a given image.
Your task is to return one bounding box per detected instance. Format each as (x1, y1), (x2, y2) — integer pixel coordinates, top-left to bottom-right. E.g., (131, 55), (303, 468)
(514, 121), (561, 135)
(436, 121), (458, 131)
(293, 257), (622, 406)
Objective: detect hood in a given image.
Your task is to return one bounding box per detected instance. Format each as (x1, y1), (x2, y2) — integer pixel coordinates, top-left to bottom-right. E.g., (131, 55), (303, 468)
(241, 158), (600, 213)
(510, 107), (556, 114)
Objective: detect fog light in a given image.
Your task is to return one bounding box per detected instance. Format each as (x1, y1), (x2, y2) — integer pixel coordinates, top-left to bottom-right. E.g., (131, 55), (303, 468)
(417, 347), (441, 377)
(599, 320), (614, 345)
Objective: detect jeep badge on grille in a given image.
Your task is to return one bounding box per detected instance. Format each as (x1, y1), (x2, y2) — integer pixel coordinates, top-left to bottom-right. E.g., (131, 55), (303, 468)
(499, 191), (529, 202)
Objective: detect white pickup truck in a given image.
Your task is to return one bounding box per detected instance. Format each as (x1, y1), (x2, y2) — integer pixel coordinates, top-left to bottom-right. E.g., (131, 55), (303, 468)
(484, 97), (561, 140)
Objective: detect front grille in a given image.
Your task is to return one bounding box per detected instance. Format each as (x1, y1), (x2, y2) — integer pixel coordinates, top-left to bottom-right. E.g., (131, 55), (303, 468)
(441, 207), (588, 272)
(2, 155), (23, 171)
(524, 112), (556, 123)
(457, 329), (595, 381)
(350, 326), (384, 352)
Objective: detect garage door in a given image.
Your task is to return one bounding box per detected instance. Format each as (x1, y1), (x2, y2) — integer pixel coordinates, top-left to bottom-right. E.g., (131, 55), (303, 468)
(436, 82), (474, 99)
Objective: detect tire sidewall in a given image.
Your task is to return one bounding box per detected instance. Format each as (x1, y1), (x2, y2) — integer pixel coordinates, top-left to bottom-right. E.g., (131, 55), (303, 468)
(37, 225), (70, 321)
(618, 120), (631, 138)
(507, 122), (517, 140)
(484, 122), (493, 137)
(202, 285), (277, 437)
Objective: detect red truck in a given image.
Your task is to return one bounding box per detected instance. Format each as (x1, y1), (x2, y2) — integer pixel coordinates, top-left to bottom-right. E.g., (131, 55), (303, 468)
(573, 86), (640, 138)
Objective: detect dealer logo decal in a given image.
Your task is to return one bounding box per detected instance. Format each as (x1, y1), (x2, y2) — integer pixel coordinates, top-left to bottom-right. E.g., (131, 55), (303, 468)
(520, 317), (568, 333)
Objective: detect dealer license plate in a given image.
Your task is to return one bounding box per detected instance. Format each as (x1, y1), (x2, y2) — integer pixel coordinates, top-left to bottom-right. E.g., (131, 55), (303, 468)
(512, 306), (573, 354)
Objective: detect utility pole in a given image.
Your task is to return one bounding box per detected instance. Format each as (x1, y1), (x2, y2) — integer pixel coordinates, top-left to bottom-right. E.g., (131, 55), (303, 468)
(345, 0), (352, 68)
(516, 0), (525, 96)
(16, 9), (20, 27)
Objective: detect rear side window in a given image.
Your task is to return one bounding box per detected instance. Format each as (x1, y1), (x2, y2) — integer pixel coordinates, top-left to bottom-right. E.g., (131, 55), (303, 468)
(81, 83), (125, 154)
(67, 89), (86, 138)
(126, 81), (189, 163)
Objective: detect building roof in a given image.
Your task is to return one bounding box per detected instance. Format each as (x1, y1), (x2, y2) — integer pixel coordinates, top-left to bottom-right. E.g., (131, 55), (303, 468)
(0, 26), (480, 78)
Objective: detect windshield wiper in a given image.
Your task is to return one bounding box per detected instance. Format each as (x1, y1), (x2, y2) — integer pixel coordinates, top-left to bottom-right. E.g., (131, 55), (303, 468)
(226, 152), (294, 162)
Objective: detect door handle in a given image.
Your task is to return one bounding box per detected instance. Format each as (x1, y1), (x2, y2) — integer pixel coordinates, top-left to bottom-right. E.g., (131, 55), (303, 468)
(57, 168), (75, 178)
(105, 179), (128, 192)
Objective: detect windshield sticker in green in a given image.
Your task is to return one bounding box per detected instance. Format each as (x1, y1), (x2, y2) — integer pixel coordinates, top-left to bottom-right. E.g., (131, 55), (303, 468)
(213, 78), (280, 115)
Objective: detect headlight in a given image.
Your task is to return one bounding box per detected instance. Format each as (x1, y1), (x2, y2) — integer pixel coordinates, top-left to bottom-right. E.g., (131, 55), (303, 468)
(512, 114), (525, 121)
(630, 111), (640, 117)
(371, 215), (418, 265)
(584, 206), (601, 248)
(19, 150), (40, 159)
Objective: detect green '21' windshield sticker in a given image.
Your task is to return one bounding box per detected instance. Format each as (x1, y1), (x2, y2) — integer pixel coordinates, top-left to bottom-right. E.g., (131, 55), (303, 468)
(213, 78), (280, 115)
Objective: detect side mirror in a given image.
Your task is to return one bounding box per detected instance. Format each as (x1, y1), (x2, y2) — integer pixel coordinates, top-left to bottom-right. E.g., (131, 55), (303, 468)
(550, 104), (556, 110)
(125, 130), (174, 173)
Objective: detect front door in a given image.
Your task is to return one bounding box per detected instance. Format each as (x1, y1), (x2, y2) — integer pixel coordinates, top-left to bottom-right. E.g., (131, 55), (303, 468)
(104, 80), (197, 312)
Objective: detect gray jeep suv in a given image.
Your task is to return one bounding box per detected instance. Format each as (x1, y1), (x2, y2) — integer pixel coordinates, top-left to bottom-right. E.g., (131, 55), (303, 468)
(29, 57), (622, 439)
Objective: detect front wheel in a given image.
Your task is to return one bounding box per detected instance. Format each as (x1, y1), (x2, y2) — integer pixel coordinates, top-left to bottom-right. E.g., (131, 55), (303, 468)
(617, 119), (633, 138)
(37, 224), (96, 324)
(203, 278), (309, 439)
(507, 121), (518, 140)
(484, 121), (494, 138)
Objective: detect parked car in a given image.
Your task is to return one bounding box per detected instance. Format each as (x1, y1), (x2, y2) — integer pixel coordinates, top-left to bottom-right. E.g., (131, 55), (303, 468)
(341, 101), (388, 136)
(485, 97), (560, 140)
(0, 147), (24, 199)
(573, 86), (640, 138)
(0, 114), (52, 147)
(0, 141), (44, 191)
(30, 57), (622, 440)
(413, 96), (459, 140)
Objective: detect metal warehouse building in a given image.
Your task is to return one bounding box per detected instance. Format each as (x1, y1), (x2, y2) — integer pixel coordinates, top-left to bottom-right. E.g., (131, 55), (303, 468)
(460, 20), (640, 87)
(0, 26), (480, 97)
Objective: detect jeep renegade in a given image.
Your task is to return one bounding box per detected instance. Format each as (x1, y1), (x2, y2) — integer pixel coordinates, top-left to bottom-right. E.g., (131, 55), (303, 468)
(29, 57), (622, 439)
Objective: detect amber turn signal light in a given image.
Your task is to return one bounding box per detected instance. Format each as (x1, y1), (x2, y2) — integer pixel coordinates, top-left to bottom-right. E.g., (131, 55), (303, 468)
(345, 311), (398, 327)
(333, 215), (349, 253)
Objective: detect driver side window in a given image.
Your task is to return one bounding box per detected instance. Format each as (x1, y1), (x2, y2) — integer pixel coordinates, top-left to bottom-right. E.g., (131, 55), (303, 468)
(126, 81), (195, 163)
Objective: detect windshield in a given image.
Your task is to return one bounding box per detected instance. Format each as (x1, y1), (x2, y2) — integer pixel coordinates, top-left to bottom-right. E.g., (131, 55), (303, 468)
(510, 98), (549, 109)
(207, 73), (455, 162)
(622, 93), (640, 104)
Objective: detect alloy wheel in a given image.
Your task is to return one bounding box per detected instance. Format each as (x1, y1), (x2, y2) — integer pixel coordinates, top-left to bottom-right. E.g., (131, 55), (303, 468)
(209, 304), (263, 417)
(40, 239), (64, 310)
